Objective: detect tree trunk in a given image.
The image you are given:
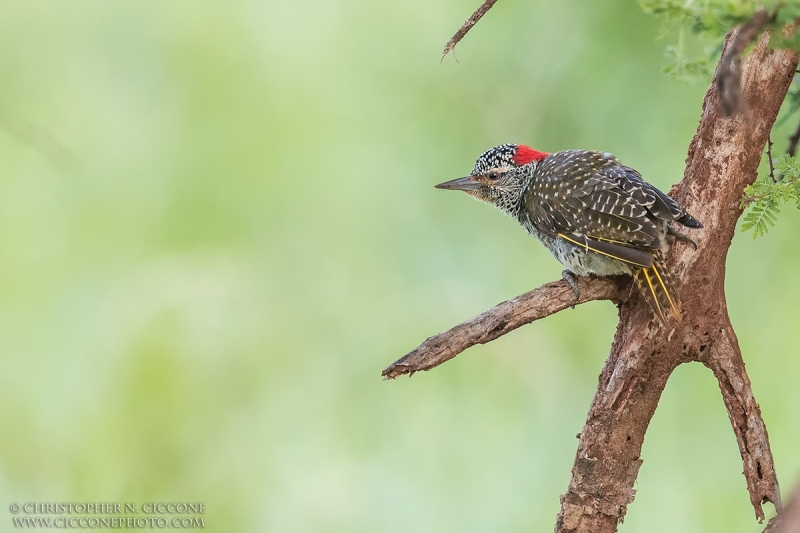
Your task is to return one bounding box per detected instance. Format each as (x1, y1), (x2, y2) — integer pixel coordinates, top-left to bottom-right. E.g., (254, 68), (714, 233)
(554, 30), (797, 533)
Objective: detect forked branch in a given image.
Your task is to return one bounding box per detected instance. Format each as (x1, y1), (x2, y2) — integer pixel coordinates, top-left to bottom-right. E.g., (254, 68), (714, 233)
(387, 17), (798, 533)
(555, 29), (795, 530)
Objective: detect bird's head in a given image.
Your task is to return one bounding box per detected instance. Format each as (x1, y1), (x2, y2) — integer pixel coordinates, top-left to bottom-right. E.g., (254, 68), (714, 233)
(435, 144), (549, 214)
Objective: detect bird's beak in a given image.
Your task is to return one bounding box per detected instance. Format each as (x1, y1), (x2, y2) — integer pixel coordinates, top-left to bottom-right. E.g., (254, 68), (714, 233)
(434, 176), (481, 191)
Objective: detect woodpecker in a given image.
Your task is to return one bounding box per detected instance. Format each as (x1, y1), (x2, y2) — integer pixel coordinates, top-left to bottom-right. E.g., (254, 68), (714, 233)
(435, 144), (702, 325)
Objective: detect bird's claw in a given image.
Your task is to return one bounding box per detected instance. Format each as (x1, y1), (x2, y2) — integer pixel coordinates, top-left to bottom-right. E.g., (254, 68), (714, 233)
(562, 270), (580, 308)
(667, 225), (697, 250)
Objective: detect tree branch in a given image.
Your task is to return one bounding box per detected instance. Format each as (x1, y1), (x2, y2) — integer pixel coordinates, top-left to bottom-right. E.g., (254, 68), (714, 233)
(442, 0), (500, 60)
(703, 323), (782, 514)
(716, 9), (771, 116)
(382, 276), (628, 379)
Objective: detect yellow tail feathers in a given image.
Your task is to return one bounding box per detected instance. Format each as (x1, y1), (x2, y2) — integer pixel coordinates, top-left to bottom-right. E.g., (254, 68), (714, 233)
(632, 256), (682, 326)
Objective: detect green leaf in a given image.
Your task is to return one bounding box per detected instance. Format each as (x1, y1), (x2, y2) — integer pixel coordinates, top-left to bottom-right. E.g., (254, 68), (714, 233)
(742, 199), (781, 238)
(776, 155), (800, 179)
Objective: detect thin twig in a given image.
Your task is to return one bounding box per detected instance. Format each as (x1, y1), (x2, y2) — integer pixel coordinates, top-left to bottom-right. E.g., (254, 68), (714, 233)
(382, 276), (626, 379)
(768, 136), (777, 182)
(716, 9), (771, 116)
(441, 0), (500, 61)
(788, 117), (800, 157)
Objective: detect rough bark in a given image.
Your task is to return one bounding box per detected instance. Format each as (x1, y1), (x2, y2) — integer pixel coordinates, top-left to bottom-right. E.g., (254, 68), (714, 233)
(382, 276), (628, 379)
(385, 28), (798, 533)
(442, 0), (499, 60)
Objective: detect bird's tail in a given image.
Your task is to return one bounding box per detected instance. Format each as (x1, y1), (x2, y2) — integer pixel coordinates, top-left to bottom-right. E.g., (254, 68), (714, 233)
(632, 252), (682, 326)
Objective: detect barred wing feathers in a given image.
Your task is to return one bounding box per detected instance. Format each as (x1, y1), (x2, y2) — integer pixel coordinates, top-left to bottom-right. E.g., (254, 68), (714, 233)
(522, 150), (692, 324)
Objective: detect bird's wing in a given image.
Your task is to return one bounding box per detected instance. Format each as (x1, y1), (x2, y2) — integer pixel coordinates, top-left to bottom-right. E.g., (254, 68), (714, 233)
(522, 150), (678, 267)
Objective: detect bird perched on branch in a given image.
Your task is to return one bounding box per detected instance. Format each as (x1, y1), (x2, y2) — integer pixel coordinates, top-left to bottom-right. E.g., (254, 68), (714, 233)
(436, 144), (702, 326)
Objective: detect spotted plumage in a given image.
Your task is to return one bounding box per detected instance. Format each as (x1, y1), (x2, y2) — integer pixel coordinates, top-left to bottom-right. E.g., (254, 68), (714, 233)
(436, 144), (702, 326)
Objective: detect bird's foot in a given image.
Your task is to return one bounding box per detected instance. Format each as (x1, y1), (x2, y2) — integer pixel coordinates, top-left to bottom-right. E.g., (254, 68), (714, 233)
(562, 270), (580, 308)
(667, 225), (697, 250)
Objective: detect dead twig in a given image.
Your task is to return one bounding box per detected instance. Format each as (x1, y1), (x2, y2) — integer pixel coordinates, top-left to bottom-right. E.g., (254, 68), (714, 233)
(441, 0), (500, 61)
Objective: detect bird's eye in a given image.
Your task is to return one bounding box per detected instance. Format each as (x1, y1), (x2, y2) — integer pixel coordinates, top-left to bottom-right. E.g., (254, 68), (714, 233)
(487, 171), (499, 180)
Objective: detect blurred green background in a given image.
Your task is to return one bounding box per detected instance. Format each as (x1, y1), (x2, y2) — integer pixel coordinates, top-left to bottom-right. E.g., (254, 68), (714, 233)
(0, 0), (798, 531)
